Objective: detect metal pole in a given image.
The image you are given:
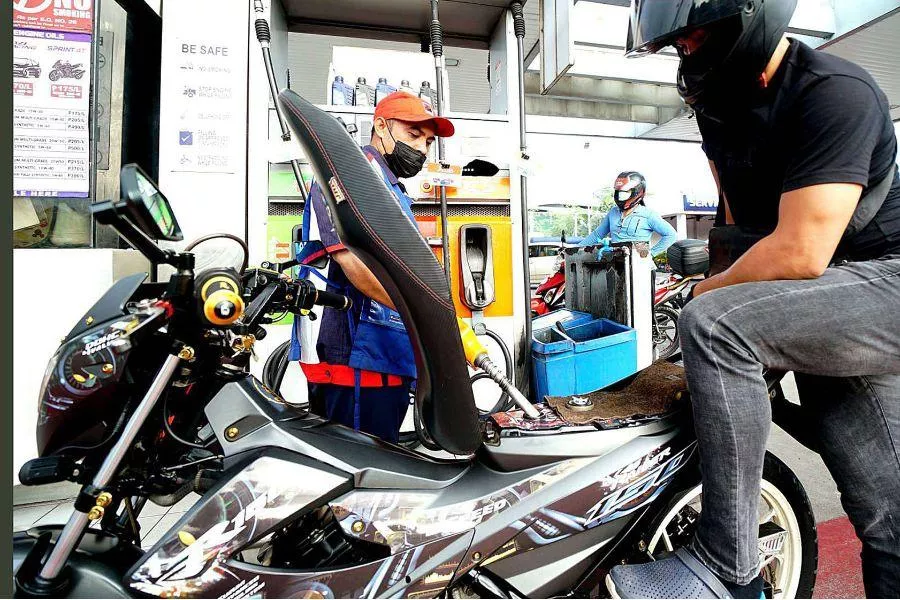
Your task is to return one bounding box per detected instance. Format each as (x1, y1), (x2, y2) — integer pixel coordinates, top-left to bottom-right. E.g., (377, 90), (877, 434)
(89, 0), (103, 246)
(254, 5), (309, 202)
(510, 2), (531, 395)
(39, 352), (184, 580)
(430, 0), (452, 282)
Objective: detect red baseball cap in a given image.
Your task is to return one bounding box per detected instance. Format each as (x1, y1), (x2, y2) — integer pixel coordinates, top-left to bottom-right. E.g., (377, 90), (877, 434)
(374, 91), (455, 137)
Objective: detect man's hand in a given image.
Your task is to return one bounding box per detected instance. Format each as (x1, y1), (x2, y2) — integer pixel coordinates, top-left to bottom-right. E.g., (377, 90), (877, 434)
(331, 249), (396, 309)
(694, 182), (861, 297)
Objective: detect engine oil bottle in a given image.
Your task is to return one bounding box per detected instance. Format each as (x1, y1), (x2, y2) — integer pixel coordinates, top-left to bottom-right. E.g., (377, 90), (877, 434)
(375, 77), (396, 105)
(418, 81), (437, 108)
(330, 75), (353, 106)
(399, 80), (416, 96)
(354, 77), (375, 107)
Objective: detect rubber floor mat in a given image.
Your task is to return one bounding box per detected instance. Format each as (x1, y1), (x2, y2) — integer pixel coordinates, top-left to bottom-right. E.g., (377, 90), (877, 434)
(547, 360), (688, 425)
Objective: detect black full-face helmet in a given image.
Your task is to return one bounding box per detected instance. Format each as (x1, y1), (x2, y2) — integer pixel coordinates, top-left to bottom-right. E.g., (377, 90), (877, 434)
(626, 0), (797, 118)
(613, 171), (647, 212)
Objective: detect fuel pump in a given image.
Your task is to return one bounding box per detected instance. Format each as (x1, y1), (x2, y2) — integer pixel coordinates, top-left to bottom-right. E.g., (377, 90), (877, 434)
(458, 224), (522, 415)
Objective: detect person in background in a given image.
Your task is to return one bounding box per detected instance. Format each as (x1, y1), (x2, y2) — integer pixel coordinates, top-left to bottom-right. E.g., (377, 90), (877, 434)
(289, 91), (454, 444)
(581, 171), (678, 257)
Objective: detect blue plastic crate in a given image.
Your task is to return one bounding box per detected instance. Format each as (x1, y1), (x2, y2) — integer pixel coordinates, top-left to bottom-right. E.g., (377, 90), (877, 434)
(532, 318), (637, 400)
(531, 309), (593, 333)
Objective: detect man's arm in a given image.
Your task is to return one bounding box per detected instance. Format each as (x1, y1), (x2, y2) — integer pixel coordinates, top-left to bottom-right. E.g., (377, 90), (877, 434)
(331, 249), (396, 309)
(694, 182), (861, 296)
(708, 160), (734, 225)
(648, 212), (678, 256)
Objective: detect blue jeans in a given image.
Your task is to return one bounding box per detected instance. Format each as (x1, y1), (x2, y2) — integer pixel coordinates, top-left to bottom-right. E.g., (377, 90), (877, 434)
(679, 255), (900, 596)
(308, 381), (411, 444)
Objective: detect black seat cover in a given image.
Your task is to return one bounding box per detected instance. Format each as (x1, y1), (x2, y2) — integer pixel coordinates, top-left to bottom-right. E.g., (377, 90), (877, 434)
(278, 89), (480, 455)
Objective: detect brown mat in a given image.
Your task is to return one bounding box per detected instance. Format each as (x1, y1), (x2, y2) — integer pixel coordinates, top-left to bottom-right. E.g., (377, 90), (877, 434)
(547, 360), (688, 425)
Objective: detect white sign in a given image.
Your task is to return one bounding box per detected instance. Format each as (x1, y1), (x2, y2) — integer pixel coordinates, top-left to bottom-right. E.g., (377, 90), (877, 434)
(13, 28), (91, 197)
(158, 0), (249, 242)
(165, 21), (244, 174)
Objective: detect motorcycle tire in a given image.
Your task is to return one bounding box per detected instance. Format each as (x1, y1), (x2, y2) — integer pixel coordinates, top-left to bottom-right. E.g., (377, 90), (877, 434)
(652, 304), (681, 361)
(640, 452), (818, 599)
(49, 70), (60, 81)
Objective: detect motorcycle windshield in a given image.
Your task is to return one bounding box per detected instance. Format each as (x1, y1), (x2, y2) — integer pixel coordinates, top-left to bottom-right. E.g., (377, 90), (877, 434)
(64, 272), (148, 342)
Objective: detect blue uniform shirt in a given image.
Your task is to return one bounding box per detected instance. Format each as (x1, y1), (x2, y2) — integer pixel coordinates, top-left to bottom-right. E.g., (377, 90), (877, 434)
(290, 146), (416, 371)
(581, 204), (678, 256)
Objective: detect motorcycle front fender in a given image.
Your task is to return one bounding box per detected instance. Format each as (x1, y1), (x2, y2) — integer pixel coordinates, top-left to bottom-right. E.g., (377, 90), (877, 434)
(14, 526), (142, 598)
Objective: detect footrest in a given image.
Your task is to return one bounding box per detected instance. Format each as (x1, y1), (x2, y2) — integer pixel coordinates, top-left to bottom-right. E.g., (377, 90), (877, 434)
(547, 360), (688, 426)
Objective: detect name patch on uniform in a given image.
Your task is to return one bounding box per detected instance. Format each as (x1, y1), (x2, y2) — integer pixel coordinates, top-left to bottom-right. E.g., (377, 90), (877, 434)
(328, 177), (346, 204)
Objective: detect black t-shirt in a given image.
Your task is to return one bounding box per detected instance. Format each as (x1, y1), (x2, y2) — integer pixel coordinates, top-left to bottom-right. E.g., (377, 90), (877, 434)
(699, 39), (900, 260)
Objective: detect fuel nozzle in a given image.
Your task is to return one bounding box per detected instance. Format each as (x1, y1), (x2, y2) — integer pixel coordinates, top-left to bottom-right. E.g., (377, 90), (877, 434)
(458, 318), (541, 419)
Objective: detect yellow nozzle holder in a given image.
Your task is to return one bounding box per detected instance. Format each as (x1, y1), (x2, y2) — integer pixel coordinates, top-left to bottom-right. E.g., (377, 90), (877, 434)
(204, 290), (245, 326)
(457, 318), (489, 366)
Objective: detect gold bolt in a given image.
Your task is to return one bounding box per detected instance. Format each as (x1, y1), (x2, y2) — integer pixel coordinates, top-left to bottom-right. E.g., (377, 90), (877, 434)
(351, 520), (365, 533)
(178, 346), (195, 361)
(472, 551), (482, 561)
(101, 363), (114, 374)
(226, 426), (240, 440)
(96, 492), (113, 507)
(638, 540), (647, 551)
(87, 506), (105, 521)
(85, 316), (94, 325)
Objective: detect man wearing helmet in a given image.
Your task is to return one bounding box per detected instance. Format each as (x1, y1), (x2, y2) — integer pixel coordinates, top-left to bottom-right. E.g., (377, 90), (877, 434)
(581, 171), (677, 257)
(607, 1), (900, 598)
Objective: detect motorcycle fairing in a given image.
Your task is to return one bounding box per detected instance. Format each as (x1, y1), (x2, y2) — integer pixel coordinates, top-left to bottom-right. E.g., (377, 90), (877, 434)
(125, 450), (351, 597)
(205, 376), (470, 490)
(329, 457), (594, 554)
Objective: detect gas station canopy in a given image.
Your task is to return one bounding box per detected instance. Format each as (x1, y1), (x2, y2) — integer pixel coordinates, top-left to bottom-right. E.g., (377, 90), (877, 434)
(283, 0), (526, 47)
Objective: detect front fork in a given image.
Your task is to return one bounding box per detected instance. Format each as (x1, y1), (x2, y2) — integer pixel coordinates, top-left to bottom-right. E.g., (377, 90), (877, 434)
(17, 349), (190, 595)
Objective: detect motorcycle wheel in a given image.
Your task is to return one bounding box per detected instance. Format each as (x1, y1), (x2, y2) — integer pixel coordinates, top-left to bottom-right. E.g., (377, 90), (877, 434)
(49, 70), (60, 81)
(652, 304), (681, 361)
(644, 452), (818, 599)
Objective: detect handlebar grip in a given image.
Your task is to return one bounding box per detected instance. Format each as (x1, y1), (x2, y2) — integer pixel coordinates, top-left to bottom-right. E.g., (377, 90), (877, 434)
(314, 289), (352, 311)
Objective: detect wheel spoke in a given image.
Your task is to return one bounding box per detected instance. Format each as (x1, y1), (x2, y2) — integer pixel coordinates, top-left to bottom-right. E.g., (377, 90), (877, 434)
(759, 507), (776, 524)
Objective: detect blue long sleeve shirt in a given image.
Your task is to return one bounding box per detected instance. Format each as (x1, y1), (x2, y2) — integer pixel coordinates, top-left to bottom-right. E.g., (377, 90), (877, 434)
(581, 205), (678, 256)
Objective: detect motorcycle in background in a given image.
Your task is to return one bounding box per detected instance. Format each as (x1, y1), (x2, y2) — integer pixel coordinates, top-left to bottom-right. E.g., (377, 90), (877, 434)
(530, 249), (566, 316)
(48, 60), (85, 81)
(652, 272), (704, 360)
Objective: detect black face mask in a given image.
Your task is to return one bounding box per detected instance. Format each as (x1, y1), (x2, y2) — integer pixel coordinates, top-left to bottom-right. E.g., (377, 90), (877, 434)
(383, 125), (427, 178)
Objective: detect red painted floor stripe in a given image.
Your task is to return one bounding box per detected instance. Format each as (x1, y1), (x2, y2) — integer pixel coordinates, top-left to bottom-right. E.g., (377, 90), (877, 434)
(813, 516), (864, 599)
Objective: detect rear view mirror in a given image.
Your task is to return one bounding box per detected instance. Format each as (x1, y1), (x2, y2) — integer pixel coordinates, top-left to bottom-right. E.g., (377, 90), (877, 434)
(295, 239), (329, 269)
(119, 164), (183, 241)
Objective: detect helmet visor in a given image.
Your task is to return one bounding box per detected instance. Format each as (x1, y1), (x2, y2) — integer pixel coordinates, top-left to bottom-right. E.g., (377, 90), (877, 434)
(614, 190), (636, 205)
(626, 0), (743, 57)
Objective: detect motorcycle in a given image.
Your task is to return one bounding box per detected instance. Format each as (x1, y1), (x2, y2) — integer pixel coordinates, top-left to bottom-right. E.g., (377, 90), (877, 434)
(48, 60), (85, 81)
(652, 271), (704, 361)
(13, 92), (817, 599)
(530, 250), (566, 316)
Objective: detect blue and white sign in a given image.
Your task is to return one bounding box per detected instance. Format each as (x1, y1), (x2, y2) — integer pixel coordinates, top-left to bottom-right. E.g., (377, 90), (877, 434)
(682, 194), (718, 213)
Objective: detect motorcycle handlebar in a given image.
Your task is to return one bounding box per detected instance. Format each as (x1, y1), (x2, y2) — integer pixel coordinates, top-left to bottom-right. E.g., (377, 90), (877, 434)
(311, 288), (352, 311)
